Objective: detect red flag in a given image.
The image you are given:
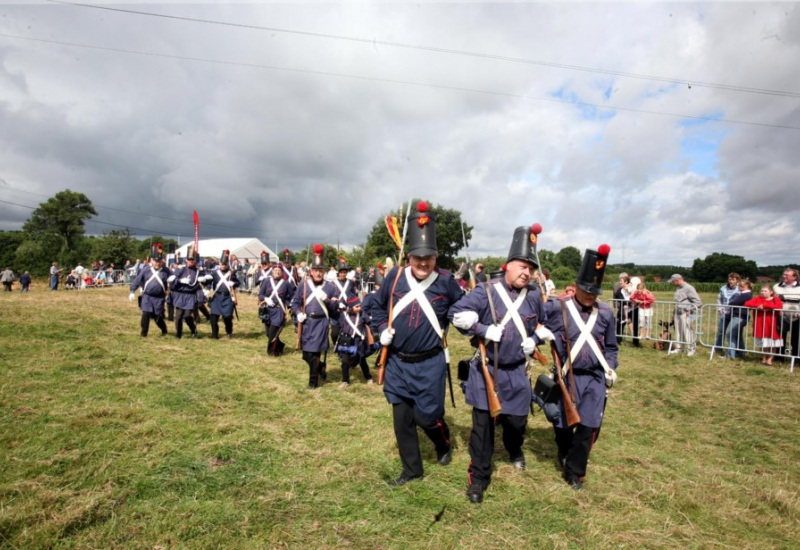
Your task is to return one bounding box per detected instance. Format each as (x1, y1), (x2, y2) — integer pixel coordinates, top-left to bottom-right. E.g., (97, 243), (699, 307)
(385, 215), (402, 250)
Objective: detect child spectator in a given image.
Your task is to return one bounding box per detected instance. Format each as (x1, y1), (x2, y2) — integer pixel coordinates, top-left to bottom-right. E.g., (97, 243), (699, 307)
(745, 284), (783, 365)
(630, 282), (656, 340)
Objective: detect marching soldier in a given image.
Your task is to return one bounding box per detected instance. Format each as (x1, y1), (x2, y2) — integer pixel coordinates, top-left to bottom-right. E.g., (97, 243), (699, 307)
(259, 260), (293, 356)
(290, 244), (339, 389)
(255, 251), (272, 287)
(129, 243), (171, 337)
(371, 201), (464, 487)
(448, 225), (550, 503)
(169, 245), (202, 339)
(335, 295), (375, 387)
(207, 250), (239, 339)
(544, 244), (619, 490)
(329, 256), (358, 347)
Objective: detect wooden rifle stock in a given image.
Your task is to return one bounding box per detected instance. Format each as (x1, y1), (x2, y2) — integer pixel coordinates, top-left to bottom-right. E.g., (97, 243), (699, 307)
(478, 339), (502, 417)
(377, 265), (404, 385)
(550, 343), (581, 427)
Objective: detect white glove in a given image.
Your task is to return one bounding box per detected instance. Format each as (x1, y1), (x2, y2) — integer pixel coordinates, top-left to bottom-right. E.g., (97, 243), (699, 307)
(338, 301), (347, 310)
(452, 311), (479, 330)
(201, 274), (213, 282)
(129, 292), (135, 302)
(521, 337), (536, 356)
(203, 289), (210, 298)
(265, 297), (275, 307)
(535, 326), (555, 342)
(484, 324), (503, 343)
(179, 277), (190, 284)
(314, 288), (327, 301)
(167, 275), (176, 283)
(297, 312), (307, 323)
(380, 328), (395, 346)
(605, 369), (617, 389)
(346, 270), (355, 282)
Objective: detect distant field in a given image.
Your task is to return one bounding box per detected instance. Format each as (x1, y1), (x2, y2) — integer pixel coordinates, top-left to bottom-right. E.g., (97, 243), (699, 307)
(1, 286), (799, 549)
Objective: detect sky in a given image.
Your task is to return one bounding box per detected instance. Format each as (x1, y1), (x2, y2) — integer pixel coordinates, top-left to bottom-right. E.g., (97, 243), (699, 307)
(1, 1), (799, 267)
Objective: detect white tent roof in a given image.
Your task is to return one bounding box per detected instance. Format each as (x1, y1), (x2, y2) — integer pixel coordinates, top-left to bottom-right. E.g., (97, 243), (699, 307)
(175, 238), (278, 263)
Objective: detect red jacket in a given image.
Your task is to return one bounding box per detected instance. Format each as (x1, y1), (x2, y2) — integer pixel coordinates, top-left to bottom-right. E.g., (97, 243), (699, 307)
(744, 296), (783, 339)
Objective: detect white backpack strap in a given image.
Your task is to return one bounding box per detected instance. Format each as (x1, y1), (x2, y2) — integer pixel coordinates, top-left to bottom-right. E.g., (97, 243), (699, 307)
(492, 282), (529, 340)
(304, 280), (329, 319)
(391, 267), (443, 340)
(345, 313), (364, 339)
(565, 299), (614, 379)
(144, 268), (165, 293)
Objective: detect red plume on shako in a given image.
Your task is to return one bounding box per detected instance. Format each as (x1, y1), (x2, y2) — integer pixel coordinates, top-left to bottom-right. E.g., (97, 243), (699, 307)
(598, 244), (611, 257)
(416, 201), (430, 227)
(530, 223), (542, 244)
(312, 244), (325, 268)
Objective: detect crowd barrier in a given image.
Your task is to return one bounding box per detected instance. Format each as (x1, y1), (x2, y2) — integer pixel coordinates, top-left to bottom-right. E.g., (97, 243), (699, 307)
(608, 299), (797, 372)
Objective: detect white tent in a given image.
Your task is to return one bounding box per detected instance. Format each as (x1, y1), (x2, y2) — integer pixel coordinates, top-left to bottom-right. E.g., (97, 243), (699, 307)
(175, 238), (278, 263)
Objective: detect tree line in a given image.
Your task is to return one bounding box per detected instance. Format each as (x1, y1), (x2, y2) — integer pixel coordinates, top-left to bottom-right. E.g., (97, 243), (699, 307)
(0, 190), (792, 283)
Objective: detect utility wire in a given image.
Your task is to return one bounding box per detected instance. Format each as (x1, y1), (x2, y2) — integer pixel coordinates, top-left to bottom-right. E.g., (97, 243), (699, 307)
(45, 0), (800, 99)
(1, 32), (798, 131)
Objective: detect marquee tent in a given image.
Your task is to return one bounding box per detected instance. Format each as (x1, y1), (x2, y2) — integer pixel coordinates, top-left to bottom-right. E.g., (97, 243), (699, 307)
(175, 239), (279, 264)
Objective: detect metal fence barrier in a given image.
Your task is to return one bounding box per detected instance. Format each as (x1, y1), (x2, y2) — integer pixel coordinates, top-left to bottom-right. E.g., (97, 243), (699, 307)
(608, 299), (797, 372)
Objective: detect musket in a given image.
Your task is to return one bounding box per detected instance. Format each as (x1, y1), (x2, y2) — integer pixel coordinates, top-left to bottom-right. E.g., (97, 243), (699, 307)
(550, 342), (581, 427)
(377, 198), (412, 385)
(460, 222), (477, 290)
(296, 252), (309, 352)
(478, 339), (502, 417)
(443, 332), (456, 408)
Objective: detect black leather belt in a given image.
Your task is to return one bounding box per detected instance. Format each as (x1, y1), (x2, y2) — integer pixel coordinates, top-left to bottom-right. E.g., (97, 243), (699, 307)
(307, 312), (327, 319)
(394, 346), (443, 363)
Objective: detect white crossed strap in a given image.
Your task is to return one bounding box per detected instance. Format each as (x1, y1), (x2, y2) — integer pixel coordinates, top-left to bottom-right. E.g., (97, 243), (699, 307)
(304, 280), (329, 319)
(267, 278), (285, 309)
(144, 267), (165, 293)
(565, 299), (616, 382)
(491, 282), (529, 341)
(344, 313), (364, 340)
(391, 267), (443, 340)
(214, 271), (235, 294)
(333, 279), (350, 299)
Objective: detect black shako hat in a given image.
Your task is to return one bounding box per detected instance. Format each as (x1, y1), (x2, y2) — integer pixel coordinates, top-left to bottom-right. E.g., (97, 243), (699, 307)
(576, 244), (611, 295)
(220, 249), (230, 266)
(260, 250), (269, 265)
(187, 244), (199, 262)
(406, 201), (437, 257)
(506, 224), (540, 267)
(150, 243), (164, 261)
(337, 256), (349, 272)
(310, 244), (325, 269)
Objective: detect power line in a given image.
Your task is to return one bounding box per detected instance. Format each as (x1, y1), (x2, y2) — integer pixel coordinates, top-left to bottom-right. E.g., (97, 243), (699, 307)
(2, 32), (798, 131)
(46, 0), (800, 99)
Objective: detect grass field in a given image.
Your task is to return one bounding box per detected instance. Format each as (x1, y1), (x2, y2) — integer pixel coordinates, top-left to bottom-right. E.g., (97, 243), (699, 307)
(2, 285), (799, 549)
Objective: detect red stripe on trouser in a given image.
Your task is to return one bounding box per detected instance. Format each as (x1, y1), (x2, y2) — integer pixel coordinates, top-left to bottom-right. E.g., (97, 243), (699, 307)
(436, 420), (450, 445)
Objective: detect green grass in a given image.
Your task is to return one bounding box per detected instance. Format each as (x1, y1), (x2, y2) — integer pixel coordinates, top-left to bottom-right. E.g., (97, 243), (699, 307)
(1, 286), (799, 549)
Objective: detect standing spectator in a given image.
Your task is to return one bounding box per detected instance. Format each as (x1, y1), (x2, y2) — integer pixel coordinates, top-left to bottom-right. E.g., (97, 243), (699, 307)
(745, 285), (784, 365)
(627, 276), (642, 346)
(49, 262), (62, 291)
(714, 273), (741, 353)
(123, 260), (132, 283)
(613, 275), (630, 344)
(773, 268), (800, 360)
(242, 258), (252, 290)
(74, 262), (85, 283)
(669, 274), (703, 356)
(725, 278), (753, 359)
(1, 267), (15, 291)
(630, 282), (655, 340)
(19, 271), (31, 292)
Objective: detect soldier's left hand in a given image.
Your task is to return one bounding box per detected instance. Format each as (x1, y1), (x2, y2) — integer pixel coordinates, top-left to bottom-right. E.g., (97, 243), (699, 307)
(535, 326), (555, 342)
(129, 292), (135, 302)
(521, 337), (536, 355)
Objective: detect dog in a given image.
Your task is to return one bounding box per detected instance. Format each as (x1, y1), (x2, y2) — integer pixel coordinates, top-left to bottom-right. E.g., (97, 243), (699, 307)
(654, 320), (673, 351)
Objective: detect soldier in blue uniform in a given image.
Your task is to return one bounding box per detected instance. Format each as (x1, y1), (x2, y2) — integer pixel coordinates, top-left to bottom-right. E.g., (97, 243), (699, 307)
(208, 250), (239, 339)
(255, 251), (272, 288)
(290, 244), (339, 389)
(328, 256), (358, 347)
(335, 295), (375, 388)
(449, 225), (550, 503)
(259, 259), (293, 356)
(371, 201), (464, 487)
(169, 245), (202, 339)
(129, 243), (171, 337)
(544, 244), (618, 490)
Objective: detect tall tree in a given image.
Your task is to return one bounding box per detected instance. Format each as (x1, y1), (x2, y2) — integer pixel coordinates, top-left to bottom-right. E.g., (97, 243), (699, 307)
(363, 199), (472, 269)
(21, 190), (97, 267)
(89, 230), (138, 267)
(555, 246), (582, 272)
(691, 252), (758, 282)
